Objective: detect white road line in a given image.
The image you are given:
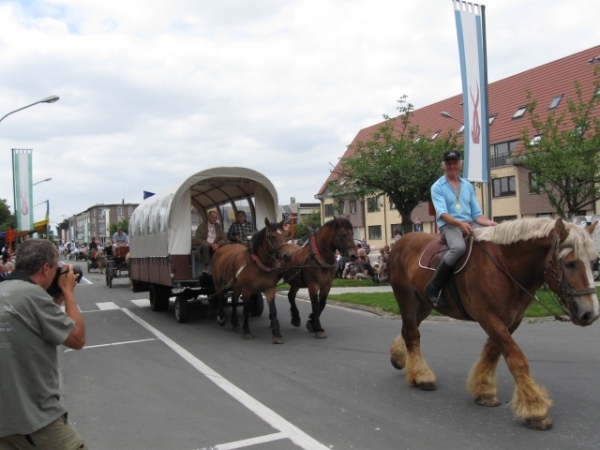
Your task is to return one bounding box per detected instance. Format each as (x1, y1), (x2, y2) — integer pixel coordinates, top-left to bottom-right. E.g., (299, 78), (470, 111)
(64, 338), (156, 352)
(121, 308), (329, 450)
(97, 302), (120, 310)
(131, 299), (150, 308)
(215, 431), (287, 449)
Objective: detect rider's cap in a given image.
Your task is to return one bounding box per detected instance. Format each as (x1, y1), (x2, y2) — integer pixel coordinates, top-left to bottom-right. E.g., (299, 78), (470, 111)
(443, 150), (462, 161)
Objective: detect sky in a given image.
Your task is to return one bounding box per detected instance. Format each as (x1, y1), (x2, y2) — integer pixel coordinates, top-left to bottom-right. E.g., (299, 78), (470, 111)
(1, 0), (600, 230)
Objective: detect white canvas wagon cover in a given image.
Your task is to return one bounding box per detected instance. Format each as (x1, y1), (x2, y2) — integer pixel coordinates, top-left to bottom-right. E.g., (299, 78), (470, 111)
(129, 167), (279, 258)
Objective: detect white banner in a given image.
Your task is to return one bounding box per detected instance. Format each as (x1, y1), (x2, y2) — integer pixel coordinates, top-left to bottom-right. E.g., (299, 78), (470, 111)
(12, 149), (34, 231)
(453, 0), (489, 182)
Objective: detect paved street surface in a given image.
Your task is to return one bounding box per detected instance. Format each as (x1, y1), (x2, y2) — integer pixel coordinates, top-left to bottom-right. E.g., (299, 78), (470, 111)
(59, 265), (600, 450)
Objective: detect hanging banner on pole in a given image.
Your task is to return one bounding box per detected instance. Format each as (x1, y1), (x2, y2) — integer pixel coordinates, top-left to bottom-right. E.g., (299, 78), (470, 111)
(452, 0), (489, 183)
(12, 149), (34, 231)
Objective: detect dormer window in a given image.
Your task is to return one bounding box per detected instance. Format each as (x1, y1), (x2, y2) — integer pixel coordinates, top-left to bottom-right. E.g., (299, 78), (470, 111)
(549, 95), (563, 110)
(488, 114), (497, 125)
(512, 106), (527, 119)
(431, 130), (441, 140)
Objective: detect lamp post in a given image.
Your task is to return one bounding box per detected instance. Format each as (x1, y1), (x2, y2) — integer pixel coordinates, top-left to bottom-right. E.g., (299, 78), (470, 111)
(440, 111), (464, 127)
(33, 177), (52, 186)
(0, 95), (60, 124)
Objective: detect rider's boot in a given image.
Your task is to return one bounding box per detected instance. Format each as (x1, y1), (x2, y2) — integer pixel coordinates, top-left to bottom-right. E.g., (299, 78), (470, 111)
(425, 261), (453, 307)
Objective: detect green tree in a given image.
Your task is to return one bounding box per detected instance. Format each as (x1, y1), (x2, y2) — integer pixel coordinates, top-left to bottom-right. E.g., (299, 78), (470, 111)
(513, 68), (600, 219)
(290, 211), (321, 241)
(329, 96), (460, 234)
(0, 199), (16, 232)
(109, 218), (130, 237)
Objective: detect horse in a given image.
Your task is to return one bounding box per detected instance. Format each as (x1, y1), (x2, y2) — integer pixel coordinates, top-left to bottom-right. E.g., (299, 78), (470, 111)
(211, 218), (292, 344)
(387, 218), (599, 430)
(281, 217), (358, 338)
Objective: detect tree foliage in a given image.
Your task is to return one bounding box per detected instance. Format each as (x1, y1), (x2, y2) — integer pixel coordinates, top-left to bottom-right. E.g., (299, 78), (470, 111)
(0, 199), (16, 232)
(289, 211), (321, 241)
(109, 218), (130, 237)
(513, 68), (600, 219)
(328, 96), (460, 234)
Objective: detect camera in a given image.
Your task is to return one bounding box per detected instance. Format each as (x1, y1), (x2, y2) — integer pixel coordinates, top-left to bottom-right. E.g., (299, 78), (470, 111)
(47, 262), (83, 297)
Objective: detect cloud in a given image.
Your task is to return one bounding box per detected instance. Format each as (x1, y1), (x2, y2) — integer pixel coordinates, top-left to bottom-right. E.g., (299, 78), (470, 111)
(1, 0), (600, 231)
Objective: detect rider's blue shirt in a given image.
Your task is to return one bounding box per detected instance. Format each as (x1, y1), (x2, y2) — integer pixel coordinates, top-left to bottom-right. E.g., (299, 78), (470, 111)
(431, 175), (482, 229)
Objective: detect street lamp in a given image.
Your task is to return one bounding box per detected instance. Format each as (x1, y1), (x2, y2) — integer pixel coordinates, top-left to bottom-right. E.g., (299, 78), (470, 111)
(33, 177), (52, 186)
(440, 111), (463, 125)
(0, 95), (60, 124)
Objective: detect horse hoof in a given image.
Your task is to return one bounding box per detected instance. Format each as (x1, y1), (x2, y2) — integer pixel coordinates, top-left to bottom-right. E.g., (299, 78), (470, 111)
(475, 396), (501, 407)
(417, 382), (437, 391)
(243, 333), (254, 340)
(217, 316), (226, 327)
(291, 318), (301, 327)
(306, 321), (314, 333)
(526, 417), (553, 430)
(390, 358), (405, 370)
(314, 331), (327, 339)
(272, 337), (285, 344)
(232, 325), (242, 333)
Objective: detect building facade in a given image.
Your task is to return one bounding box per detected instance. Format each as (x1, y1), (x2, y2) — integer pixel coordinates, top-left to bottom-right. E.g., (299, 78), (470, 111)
(317, 45), (600, 249)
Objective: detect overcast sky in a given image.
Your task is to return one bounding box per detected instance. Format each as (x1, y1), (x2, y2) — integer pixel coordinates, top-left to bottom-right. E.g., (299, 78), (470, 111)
(1, 0), (600, 229)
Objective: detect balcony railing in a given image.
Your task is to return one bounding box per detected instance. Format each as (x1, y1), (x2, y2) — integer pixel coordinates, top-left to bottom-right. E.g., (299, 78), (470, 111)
(490, 154), (511, 168)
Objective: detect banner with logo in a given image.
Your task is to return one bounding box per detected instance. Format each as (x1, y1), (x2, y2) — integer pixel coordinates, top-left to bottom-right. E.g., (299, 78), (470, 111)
(452, 0), (489, 182)
(12, 149), (34, 231)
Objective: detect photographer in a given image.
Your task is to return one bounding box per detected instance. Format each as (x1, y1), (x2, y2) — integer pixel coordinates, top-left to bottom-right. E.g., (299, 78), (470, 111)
(0, 239), (88, 449)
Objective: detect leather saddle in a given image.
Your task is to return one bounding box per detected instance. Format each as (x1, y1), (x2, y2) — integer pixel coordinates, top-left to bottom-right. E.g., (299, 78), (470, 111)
(418, 234), (474, 273)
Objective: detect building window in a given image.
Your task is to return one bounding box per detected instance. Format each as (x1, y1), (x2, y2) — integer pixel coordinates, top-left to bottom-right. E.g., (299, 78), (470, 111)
(549, 94), (563, 110)
(389, 199), (396, 210)
(367, 196), (380, 213)
(128, 205), (134, 215)
(117, 206), (123, 215)
(512, 106), (527, 119)
(368, 225), (381, 240)
(324, 204), (334, 217)
(338, 201), (345, 215)
(530, 134), (542, 145)
(492, 176), (516, 197)
(488, 114), (497, 125)
(350, 201), (357, 214)
(528, 173), (546, 193)
(457, 124), (465, 133)
(431, 130), (441, 140)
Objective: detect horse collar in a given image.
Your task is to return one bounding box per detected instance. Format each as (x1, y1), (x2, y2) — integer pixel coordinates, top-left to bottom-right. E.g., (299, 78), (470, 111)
(310, 236), (331, 267)
(251, 252), (280, 273)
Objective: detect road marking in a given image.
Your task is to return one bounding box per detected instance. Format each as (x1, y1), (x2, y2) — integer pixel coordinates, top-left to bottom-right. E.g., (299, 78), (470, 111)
(64, 338), (156, 352)
(121, 308), (329, 450)
(131, 299), (150, 308)
(215, 431), (287, 449)
(97, 302), (120, 310)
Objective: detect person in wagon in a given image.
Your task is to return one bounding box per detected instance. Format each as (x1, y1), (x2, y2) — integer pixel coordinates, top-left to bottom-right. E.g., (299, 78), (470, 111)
(195, 210), (227, 272)
(112, 227), (129, 246)
(426, 150), (497, 307)
(227, 210), (257, 244)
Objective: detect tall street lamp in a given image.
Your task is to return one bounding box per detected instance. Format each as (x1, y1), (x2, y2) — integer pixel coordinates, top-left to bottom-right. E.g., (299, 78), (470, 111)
(440, 111), (464, 127)
(33, 177), (52, 186)
(0, 95), (60, 124)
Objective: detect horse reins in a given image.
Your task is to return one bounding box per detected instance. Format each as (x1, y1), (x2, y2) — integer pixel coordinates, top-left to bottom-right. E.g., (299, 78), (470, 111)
(475, 234), (596, 322)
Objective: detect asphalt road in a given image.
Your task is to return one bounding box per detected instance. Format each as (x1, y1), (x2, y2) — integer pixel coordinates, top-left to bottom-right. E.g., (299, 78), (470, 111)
(59, 266), (600, 450)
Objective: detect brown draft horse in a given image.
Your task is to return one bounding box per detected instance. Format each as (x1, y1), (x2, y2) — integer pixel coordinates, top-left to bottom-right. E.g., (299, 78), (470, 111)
(282, 217), (359, 338)
(211, 218), (292, 344)
(387, 218), (599, 430)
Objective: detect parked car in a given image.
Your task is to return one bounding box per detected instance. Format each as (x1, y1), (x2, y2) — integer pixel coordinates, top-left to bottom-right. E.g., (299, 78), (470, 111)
(287, 238), (305, 246)
(354, 239), (370, 255)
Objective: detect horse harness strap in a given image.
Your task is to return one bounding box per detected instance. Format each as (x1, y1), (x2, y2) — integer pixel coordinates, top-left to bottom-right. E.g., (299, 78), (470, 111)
(309, 236), (337, 270)
(250, 253), (281, 273)
(446, 277), (475, 321)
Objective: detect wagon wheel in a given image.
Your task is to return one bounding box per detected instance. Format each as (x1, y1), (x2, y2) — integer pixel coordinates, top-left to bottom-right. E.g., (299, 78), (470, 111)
(149, 284), (170, 312)
(250, 293), (264, 317)
(174, 295), (190, 323)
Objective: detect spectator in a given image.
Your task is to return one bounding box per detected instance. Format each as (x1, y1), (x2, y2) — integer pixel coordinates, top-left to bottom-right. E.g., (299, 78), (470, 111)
(354, 255), (376, 280)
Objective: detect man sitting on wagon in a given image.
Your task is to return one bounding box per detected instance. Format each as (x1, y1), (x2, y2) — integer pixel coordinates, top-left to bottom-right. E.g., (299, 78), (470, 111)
(227, 210), (257, 244)
(112, 227), (129, 246)
(195, 210), (227, 273)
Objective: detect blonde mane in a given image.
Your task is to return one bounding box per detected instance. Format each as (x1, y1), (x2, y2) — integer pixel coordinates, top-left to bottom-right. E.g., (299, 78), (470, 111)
(473, 218), (598, 261)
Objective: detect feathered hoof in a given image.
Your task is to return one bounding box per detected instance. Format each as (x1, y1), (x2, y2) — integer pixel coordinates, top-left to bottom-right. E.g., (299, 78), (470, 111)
(272, 336), (285, 344)
(232, 325), (242, 333)
(416, 381), (437, 391)
(475, 395), (501, 407)
(243, 332), (254, 340)
(291, 317), (301, 327)
(526, 416), (553, 430)
(217, 316), (226, 327)
(306, 321), (314, 332)
(314, 331), (327, 339)
(390, 358), (405, 370)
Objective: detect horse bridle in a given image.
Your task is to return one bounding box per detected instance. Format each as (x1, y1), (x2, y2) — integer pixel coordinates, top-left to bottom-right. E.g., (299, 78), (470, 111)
(310, 228), (356, 269)
(543, 235), (597, 315)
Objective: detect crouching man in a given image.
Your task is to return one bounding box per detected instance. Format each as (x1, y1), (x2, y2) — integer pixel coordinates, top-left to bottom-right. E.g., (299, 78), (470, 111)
(0, 239), (88, 450)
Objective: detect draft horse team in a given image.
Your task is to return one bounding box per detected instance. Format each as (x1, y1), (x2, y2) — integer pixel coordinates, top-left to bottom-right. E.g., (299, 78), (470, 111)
(216, 215), (598, 430)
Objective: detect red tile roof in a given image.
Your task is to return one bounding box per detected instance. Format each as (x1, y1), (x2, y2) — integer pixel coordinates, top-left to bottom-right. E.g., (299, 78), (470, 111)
(317, 45), (600, 196)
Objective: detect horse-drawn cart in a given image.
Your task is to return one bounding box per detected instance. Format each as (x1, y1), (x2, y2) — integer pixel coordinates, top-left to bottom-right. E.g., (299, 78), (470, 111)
(105, 245), (129, 288)
(128, 167), (279, 323)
